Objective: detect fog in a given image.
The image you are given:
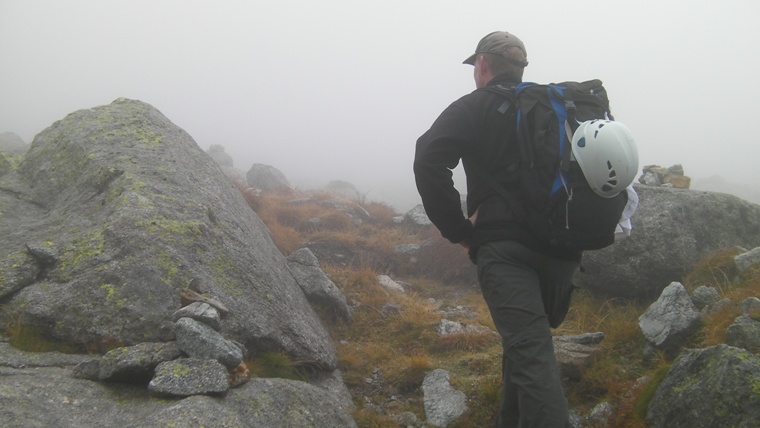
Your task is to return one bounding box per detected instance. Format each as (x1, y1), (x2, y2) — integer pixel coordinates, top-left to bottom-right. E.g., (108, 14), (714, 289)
(2, 0), (758, 211)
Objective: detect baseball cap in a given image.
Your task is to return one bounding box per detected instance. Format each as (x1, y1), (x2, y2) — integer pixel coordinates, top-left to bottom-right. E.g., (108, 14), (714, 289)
(463, 31), (528, 67)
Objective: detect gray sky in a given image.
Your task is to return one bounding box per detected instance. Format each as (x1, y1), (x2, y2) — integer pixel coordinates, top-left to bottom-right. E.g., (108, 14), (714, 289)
(2, 0), (758, 210)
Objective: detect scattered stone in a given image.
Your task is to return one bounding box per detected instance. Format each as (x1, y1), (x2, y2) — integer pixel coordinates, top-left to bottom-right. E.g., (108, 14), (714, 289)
(441, 305), (479, 320)
(98, 342), (183, 382)
(148, 358), (230, 397)
(172, 302), (221, 331)
(554, 332), (605, 345)
(568, 410), (584, 428)
(377, 275), (405, 293)
(740, 296), (760, 315)
(437, 319), (493, 336)
(638, 282), (701, 354)
(553, 339), (599, 381)
(396, 411), (418, 427)
(725, 314), (760, 353)
(422, 369), (467, 427)
(734, 246), (760, 275)
(394, 244), (421, 255)
(588, 402), (613, 426)
(404, 205), (432, 227)
(690, 285), (722, 311)
(381, 302), (402, 317)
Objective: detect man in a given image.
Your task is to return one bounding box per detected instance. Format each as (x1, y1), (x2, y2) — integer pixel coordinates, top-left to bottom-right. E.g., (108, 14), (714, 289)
(414, 31), (577, 427)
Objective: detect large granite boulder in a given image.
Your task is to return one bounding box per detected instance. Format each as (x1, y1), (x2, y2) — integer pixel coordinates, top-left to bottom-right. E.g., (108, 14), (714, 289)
(246, 162), (291, 192)
(0, 98), (337, 368)
(0, 132), (26, 177)
(0, 131), (28, 153)
(576, 185), (760, 300)
(646, 344), (760, 428)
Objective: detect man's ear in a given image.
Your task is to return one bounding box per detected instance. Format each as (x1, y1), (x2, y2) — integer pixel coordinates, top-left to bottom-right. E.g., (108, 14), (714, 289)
(478, 55), (491, 75)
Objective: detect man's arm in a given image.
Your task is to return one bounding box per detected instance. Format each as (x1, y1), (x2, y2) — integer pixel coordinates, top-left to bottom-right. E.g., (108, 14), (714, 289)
(413, 104), (476, 245)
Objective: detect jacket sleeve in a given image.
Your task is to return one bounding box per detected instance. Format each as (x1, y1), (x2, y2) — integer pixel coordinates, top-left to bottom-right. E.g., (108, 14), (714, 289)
(413, 102), (476, 244)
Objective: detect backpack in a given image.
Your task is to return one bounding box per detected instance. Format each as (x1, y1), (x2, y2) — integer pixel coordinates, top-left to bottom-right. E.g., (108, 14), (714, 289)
(484, 79), (631, 251)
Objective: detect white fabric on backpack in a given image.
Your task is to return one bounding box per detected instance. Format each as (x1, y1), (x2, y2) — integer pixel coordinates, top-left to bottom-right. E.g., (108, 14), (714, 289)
(614, 186), (639, 240)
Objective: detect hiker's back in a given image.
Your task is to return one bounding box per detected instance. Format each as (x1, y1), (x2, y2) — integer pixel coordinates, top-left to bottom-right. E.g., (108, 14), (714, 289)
(485, 79), (639, 251)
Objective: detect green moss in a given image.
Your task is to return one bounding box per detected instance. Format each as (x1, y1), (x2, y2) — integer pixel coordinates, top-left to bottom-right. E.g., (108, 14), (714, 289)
(210, 255), (240, 294)
(135, 216), (202, 244)
(156, 251), (180, 286)
(58, 229), (105, 273)
(105, 173), (150, 207)
(634, 364), (671, 419)
(100, 283), (126, 306)
(172, 364), (191, 377)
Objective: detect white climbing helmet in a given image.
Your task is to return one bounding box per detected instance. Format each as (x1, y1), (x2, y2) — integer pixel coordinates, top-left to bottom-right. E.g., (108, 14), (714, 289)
(570, 120), (639, 198)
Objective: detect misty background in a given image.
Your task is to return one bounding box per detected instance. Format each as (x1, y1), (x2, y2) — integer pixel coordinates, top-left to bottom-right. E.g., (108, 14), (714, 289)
(2, 0), (759, 211)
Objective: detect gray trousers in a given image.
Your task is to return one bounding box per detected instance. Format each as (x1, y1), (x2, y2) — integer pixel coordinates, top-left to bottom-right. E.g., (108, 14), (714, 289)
(476, 240), (578, 428)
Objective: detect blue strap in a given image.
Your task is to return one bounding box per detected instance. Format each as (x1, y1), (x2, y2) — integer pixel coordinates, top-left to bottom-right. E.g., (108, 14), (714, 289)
(548, 85), (568, 195)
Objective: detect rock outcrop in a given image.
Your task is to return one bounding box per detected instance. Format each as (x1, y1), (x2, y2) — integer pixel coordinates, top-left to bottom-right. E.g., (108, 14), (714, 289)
(246, 162), (291, 192)
(0, 131), (28, 153)
(576, 185), (760, 300)
(0, 98), (355, 426)
(646, 344), (760, 428)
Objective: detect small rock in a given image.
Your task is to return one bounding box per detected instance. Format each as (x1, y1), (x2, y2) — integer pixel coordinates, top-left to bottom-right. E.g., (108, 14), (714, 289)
(174, 317), (243, 369)
(98, 342), (182, 382)
(422, 369), (467, 427)
(173, 302), (221, 331)
(148, 358), (230, 397)
(377, 275), (405, 293)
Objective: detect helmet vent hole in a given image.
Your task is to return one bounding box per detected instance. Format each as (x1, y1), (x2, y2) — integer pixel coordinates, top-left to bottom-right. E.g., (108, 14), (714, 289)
(577, 137), (586, 148)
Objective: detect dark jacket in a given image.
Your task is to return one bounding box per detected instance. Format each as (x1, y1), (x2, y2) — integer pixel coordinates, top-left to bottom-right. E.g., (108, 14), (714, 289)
(414, 74), (581, 262)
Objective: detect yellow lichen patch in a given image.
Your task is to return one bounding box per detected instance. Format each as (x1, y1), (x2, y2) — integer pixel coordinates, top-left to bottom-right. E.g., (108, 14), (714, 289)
(100, 283), (126, 307)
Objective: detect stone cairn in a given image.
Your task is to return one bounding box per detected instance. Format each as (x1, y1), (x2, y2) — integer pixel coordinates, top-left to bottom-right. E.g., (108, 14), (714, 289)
(638, 164), (691, 189)
(72, 284), (251, 397)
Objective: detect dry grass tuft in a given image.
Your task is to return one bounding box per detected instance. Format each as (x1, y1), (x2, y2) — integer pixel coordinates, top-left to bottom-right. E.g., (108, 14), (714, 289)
(362, 201), (398, 225)
(683, 247), (742, 293)
(246, 352), (306, 381)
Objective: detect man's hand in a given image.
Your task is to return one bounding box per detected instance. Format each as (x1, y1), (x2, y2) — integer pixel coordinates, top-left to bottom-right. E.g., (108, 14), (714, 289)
(458, 208), (479, 249)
